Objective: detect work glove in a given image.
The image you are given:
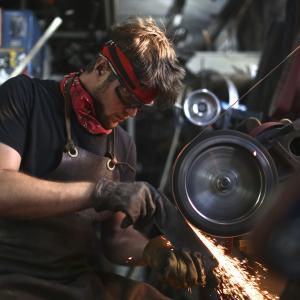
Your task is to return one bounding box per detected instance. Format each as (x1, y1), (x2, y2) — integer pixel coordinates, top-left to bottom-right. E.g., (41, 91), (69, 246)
(93, 179), (157, 228)
(143, 235), (206, 289)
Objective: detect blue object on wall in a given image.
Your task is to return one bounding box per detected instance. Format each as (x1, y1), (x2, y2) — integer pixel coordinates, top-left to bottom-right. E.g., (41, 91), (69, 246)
(2, 9), (43, 77)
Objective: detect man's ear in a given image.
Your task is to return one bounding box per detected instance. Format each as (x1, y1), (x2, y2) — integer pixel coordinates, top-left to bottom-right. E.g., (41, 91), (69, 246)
(95, 57), (110, 77)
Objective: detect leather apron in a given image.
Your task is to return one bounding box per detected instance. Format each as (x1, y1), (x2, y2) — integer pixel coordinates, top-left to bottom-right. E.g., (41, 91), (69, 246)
(0, 78), (170, 300)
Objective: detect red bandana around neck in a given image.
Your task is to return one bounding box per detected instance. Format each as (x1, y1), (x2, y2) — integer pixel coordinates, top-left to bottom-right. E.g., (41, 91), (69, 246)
(60, 72), (112, 135)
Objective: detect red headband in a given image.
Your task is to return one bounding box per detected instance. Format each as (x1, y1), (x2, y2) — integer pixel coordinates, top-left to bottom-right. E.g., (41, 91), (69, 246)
(101, 41), (156, 105)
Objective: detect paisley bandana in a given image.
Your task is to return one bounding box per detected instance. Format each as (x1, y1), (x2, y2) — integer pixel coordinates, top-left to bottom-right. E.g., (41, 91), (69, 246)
(60, 72), (112, 135)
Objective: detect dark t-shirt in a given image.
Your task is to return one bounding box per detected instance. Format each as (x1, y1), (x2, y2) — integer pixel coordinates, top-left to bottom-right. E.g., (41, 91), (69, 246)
(0, 74), (136, 179)
(0, 75), (137, 279)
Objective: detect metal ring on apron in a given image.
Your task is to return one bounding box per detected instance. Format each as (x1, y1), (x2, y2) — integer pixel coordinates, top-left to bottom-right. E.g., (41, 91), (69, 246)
(67, 146), (78, 158)
(106, 158), (116, 171)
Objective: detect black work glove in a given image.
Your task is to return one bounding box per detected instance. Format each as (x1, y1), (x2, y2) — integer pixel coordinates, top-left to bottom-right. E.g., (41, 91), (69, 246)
(143, 235), (206, 289)
(93, 179), (156, 228)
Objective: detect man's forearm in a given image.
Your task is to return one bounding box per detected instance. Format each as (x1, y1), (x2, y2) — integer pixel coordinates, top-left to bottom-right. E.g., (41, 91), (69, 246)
(0, 169), (95, 218)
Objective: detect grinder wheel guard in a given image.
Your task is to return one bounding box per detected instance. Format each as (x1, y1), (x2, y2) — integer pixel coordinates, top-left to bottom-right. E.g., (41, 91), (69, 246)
(172, 130), (278, 237)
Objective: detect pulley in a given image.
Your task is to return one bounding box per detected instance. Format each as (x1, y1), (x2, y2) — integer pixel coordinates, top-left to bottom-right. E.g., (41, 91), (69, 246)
(183, 89), (221, 126)
(172, 129), (278, 237)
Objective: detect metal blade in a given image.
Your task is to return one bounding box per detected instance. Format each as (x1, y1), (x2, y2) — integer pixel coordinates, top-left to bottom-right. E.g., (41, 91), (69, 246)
(153, 192), (219, 298)
(154, 192), (210, 255)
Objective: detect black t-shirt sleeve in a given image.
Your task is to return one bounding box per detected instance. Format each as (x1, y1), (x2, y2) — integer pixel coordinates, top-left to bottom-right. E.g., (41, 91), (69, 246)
(0, 75), (33, 156)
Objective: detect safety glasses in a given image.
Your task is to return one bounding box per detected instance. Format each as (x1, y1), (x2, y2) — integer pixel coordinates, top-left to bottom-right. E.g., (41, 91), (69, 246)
(99, 54), (145, 109)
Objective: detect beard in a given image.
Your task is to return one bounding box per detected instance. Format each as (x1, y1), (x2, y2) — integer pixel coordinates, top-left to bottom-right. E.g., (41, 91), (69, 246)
(91, 75), (115, 129)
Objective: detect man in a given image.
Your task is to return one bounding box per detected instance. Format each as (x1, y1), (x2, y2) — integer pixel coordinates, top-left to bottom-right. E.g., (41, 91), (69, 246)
(0, 17), (206, 299)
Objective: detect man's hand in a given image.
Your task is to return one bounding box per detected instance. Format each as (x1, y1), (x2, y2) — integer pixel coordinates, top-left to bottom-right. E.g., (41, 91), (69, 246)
(143, 236), (206, 289)
(93, 179), (156, 228)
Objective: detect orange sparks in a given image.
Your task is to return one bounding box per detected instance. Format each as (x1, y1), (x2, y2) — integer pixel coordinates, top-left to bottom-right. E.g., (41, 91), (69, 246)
(188, 224), (279, 300)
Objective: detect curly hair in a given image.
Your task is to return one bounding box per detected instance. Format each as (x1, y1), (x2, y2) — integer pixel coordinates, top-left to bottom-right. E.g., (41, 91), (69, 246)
(109, 17), (185, 109)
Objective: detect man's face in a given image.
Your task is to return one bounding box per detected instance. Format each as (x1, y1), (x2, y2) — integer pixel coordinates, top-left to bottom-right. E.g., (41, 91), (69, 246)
(89, 75), (140, 130)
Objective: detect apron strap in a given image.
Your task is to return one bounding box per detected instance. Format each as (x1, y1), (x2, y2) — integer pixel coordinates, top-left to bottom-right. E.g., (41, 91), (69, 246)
(105, 130), (119, 170)
(105, 130), (135, 174)
(62, 77), (79, 158)
(105, 130), (115, 159)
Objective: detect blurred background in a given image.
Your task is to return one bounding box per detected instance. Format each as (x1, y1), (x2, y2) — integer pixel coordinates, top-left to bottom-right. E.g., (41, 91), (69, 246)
(0, 0), (294, 187)
(0, 0), (300, 299)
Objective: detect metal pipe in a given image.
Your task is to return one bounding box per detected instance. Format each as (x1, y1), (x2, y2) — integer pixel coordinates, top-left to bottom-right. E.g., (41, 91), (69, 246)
(9, 17), (63, 78)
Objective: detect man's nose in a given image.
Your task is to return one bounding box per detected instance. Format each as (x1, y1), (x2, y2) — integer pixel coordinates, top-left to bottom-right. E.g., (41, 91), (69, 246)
(125, 107), (138, 117)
